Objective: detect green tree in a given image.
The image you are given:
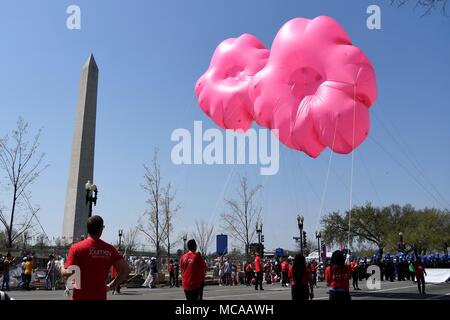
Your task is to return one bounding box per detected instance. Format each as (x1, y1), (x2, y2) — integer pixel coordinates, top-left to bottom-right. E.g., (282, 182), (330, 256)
(321, 203), (389, 254)
(400, 208), (450, 255)
(321, 203), (450, 256)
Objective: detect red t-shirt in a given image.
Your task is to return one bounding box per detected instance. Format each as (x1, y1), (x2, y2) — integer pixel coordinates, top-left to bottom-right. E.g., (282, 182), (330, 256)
(414, 261), (426, 278)
(325, 265), (351, 290)
(65, 238), (122, 300)
(168, 263), (174, 273)
(288, 265), (310, 286)
(111, 252), (123, 278)
(245, 264), (253, 273)
(180, 251), (205, 291)
(281, 261), (289, 272)
(254, 256), (262, 273)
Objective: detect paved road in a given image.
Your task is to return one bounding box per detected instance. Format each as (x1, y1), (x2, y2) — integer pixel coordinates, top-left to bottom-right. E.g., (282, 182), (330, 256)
(7, 280), (450, 300)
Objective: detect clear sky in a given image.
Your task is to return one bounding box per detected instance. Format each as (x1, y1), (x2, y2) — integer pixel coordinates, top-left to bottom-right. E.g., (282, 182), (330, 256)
(0, 0), (449, 253)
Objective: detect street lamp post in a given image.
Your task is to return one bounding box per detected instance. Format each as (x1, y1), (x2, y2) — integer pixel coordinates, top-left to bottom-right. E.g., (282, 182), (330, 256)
(256, 222), (263, 255)
(183, 234), (188, 252)
(297, 215), (304, 255)
(118, 229), (124, 251)
(315, 231), (322, 263)
(256, 222), (263, 244)
(85, 180), (98, 218)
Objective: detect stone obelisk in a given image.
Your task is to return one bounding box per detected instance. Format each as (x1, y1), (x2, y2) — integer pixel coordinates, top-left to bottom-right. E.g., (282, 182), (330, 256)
(62, 54), (98, 244)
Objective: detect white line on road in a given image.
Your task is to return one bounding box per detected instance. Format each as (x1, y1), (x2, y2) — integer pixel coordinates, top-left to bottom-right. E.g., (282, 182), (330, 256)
(207, 291), (288, 300)
(426, 293), (450, 300)
(285, 284), (430, 300)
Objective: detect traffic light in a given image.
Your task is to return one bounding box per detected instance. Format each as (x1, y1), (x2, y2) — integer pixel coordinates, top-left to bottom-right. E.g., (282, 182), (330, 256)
(261, 235), (265, 243)
(302, 231), (307, 248)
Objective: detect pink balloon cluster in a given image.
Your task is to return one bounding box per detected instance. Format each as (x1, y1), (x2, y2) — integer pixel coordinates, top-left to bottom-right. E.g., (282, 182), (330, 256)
(195, 16), (377, 157)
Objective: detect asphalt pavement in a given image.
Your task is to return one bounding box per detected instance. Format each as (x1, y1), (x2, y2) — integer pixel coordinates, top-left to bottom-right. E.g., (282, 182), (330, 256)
(6, 280), (450, 300)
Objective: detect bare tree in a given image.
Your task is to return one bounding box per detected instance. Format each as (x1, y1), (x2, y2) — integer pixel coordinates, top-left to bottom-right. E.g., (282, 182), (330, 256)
(161, 183), (181, 260)
(34, 233), (49, 249)
(391, 0), (448, 16)
(221, 176), (262, 258)
(0, 229), (7, 248)
(192, 219), (215, 257)
(138, 150), (164, 259)
(297, 239), (317, 256)
(54, 237), (62, 248)
(121, 228), (140, 254)
(0, 118), (48, 248)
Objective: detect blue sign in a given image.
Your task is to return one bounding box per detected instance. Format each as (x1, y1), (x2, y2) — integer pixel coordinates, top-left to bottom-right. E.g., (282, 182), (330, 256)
(216, 234), (228, 255)
(275, 248), (284, 257)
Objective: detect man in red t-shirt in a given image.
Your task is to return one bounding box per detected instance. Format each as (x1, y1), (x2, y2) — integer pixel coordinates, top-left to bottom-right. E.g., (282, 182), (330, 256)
(180, 239), (205, 301)
(414, 257), (427, 295)
(62, 215), (131, 300)
(254, 253), (264, 291)
(280, 258), (290, 287)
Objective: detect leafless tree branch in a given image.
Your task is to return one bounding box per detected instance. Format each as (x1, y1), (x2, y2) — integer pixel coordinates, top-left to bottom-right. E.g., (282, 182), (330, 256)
(0, 118), (47, 248)
(220, 176), (262, 258)
(192, 219), (215, 256)
(391, 0), (448, 16)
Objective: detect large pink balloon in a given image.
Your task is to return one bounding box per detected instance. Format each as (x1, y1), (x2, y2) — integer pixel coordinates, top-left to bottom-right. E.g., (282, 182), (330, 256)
(195, 34), (269, 131)
(195, 16), (377, 157)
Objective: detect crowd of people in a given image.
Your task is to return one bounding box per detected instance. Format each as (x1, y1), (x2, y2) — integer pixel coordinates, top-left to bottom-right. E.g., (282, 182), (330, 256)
(127, 256), (180, 289)
(207, 249), (444, 300)
(0, 253), (63, 292)
(1, 215), (448, 301)
(239, 255), (319, 290)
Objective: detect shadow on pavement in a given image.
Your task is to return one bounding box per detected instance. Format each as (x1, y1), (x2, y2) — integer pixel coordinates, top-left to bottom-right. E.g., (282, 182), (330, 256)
(351, 291), (436, 300)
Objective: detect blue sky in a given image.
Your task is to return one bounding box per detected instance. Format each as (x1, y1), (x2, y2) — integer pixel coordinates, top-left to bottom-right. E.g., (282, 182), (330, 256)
(0, 0), (449, 253)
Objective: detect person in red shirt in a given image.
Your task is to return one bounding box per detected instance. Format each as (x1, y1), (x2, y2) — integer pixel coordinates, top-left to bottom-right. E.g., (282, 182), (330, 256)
(325, 250), (351, 301)
(288, 254), (313, 301)
(254, 253), (264, 291)
(180, 239), (205, 301)
(350, 258), (360, 290)
(280, 257), (290, 287)
(61, 215), (131, 300)
(168, 259), (175, 287)
(244, 262), (253, 286)
(309, 260), (318, 287)
(110, 250), (124, 294)
(414, 257), (427, 295)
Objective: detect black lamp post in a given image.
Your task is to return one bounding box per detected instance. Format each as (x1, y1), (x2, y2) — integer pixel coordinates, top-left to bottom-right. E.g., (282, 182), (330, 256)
(315, 231), (322, 263)
(118, 229), (124, 251)
(297, 215), (304, 255)
(183, 234), (188, 252)
(256, 222), (263, 244)
(256, 222), (263, 255)
(85, 180), (98, 218)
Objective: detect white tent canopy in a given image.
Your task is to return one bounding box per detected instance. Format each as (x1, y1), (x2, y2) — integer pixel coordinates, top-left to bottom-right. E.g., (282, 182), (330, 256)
(424, 269), (450, 284)
(306, 250), (331, 262)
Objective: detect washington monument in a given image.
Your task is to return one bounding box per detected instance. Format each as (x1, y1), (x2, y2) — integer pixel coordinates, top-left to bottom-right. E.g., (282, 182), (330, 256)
(62, 54), (98, 243)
